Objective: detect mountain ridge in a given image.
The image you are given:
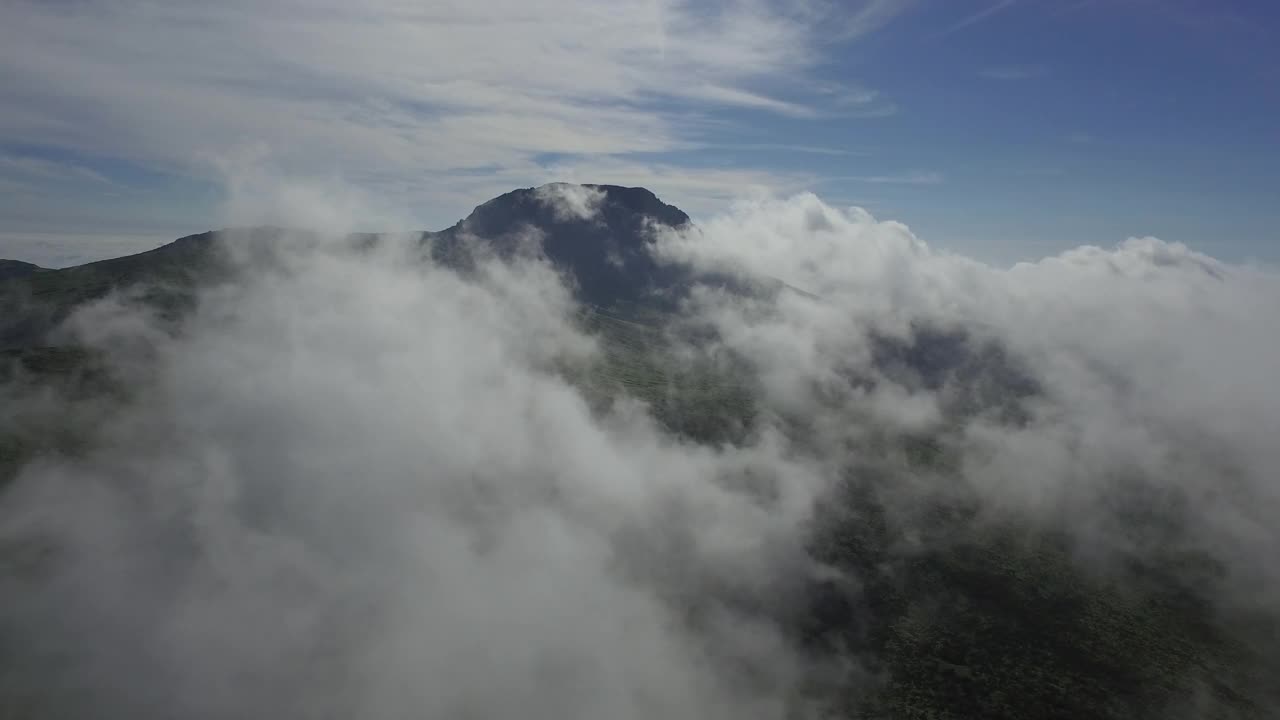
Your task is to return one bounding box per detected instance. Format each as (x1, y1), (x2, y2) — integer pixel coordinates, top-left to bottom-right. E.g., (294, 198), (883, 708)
(0, 259), (47, 281)
(0, 184), (697, 348)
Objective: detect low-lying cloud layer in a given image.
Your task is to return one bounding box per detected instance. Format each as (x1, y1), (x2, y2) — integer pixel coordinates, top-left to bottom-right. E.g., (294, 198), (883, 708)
(660, 193), (1280, 598)
(1, 188), (1278, 717)
(1, 230), (832, 719)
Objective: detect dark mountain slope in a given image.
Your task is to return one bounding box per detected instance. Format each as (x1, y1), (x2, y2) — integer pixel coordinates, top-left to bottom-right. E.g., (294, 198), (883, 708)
(429, 183), (693, 310)
(0, 260), (45, 282)
(0, 185), (694, 347)
(0, 229), (244, 349)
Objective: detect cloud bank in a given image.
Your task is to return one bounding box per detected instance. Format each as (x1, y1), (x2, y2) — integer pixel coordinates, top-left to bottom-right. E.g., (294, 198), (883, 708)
(1, 186), (1278, 717)
(658, 194), (1280, 596)
(0, 225), (834, 719)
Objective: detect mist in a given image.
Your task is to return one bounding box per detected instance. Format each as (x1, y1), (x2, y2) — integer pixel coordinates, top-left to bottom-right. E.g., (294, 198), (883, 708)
(659, 194), (1280, 594)
(1, 185), (1278, 718)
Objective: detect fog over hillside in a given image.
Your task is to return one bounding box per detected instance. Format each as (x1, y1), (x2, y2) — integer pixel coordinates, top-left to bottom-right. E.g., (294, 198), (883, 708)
(1, 182), (1277, 718)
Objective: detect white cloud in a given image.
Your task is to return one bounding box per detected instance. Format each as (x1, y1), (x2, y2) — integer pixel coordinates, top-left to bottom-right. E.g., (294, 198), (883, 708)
(540, 158), (816, 217)
(0, 0), (911, 224)
(682, 84), (819, 118)
(712, 143), (865, 156)
(840, 170), (944, 185)
(533, 183), (608, 222)
(655, 193), (1280, 602)
(3, 183), (1279, 715)
(935, 0), (1018, 37)
(0, 225), (829, 718)
(837, 0), (921, 39)
(0, 153), (112, 186)
(978, 64), (1046, 80)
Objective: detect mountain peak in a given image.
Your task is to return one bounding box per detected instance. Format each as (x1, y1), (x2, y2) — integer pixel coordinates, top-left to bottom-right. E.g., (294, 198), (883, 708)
(458, 183), (689, 236)
(436, 183), (692, 310)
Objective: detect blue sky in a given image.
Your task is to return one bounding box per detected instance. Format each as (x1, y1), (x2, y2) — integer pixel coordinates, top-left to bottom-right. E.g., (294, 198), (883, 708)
(0, 0), (1276, 266)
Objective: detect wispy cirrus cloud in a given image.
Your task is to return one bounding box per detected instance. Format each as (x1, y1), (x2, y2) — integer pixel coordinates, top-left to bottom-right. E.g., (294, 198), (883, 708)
(839, 170), (944, 185)
(935, 0), (1018, 37)
(0, 152), (112, 186)
(713, 143), (866, 157)
(541, 158), (818, 216)
(0, 0), (913, 231)
(979, 64), (1047, 80)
